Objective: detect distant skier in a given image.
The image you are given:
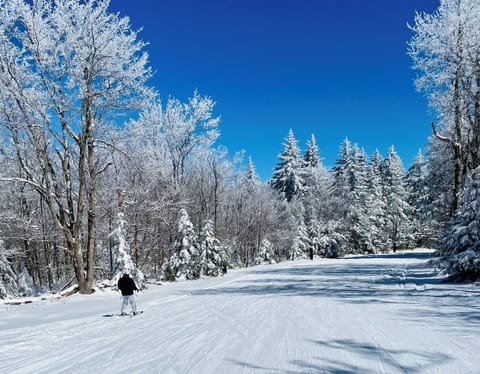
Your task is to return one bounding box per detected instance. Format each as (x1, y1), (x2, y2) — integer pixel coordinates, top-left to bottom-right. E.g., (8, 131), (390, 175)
(117, 273), (139, 315)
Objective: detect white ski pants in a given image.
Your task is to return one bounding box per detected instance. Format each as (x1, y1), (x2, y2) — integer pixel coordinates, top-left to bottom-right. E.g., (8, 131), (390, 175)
(121, 295), (137, 314)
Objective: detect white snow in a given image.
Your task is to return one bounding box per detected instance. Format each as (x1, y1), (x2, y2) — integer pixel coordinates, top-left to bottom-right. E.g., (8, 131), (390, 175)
(1, 249), (479, 374)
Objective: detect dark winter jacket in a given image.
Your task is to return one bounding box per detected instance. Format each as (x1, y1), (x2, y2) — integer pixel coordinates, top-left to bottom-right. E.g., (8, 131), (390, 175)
(118, 275), (138, 296)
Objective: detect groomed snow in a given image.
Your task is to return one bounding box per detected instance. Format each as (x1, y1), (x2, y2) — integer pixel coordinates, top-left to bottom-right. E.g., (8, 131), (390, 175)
(1, 249), (479, 374)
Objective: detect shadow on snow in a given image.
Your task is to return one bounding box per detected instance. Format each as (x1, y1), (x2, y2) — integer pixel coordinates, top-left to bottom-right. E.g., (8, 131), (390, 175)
(227, 337), (452, 374)
(192, 250), (480, 328)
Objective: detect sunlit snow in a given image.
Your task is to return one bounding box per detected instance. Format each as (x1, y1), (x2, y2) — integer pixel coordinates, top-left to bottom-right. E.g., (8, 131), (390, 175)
(1, 249), (479, 373)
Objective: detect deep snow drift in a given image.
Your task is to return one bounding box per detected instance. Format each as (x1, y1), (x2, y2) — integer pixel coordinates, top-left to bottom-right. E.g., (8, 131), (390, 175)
(1, 249), (479, 374)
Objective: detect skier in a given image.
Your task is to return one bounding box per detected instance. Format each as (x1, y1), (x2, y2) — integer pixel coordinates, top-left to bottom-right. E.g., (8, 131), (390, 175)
(117, 273), (139, 315)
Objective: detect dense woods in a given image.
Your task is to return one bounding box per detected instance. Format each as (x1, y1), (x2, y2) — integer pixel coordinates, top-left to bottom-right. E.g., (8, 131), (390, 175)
(1, 0), (480, 298)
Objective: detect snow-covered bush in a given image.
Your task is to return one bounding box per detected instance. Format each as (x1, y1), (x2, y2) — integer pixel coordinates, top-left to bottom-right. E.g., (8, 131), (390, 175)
(16, 267), (35, 297)
(0, 240), (34, 298)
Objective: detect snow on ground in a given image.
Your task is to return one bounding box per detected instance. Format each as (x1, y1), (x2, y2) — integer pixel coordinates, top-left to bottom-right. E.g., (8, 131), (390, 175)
(1, 249), (479, 374)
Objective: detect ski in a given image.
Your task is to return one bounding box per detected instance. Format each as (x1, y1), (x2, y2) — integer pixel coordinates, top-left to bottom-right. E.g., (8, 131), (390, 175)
(102, 310), (143, 318)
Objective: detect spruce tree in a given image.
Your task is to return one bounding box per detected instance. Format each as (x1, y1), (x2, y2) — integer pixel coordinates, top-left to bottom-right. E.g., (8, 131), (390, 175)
(110, 213), (145, 288)
(382, 146), (412, 252)
(254, 238), (276, 265)
(304, 134), (320, 168)
(406, 150), (436, 247)
(348, 145), (373, 252)
(330, 138), (354, 252)
(271, 129), (306, 202)
(167, 209), (200, 280)
(199, 220), (226, 277)
(437, 167), (480, 281)
(368, 150), (387, 252)
(243, 156), (261, 193)
(289, 221), (308, 260)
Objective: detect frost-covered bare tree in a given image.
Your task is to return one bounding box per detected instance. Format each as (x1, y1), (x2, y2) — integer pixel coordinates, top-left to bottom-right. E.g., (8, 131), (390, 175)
(409, 0), (480, 214)
(0, 0), (153, 293)
(163, 91), (220, 188)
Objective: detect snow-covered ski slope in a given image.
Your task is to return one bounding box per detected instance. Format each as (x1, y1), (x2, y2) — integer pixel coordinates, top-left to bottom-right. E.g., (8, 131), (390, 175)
(1, 249), (479, 374)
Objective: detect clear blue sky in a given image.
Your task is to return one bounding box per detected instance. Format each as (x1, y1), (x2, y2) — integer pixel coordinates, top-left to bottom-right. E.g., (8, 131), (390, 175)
(109, 0), (439, 180)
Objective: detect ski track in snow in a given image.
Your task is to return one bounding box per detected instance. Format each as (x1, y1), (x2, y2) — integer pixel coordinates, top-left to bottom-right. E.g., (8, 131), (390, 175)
(1, 248), (480, 374)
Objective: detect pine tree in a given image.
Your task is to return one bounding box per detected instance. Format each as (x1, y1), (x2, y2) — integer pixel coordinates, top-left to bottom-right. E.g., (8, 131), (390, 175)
(254, 238), (276, 265)
(167, 209), (200, 280)
(289, 221), (308, 260)
(0, 240), (22, 299)
(332, 138), (353, 196)
(243, 157), (261, 193)
(368, 150), (387, 253)
(110, 213), (145, 288)
(199, 220), (226, 277)
(304, 134), (320, 168)
(348, 145), (373, 253)
(330, 138), (354, 252)
(437, 167), (480, 281)
(382, 146), (412, 252)
(406, 150), (436, 247)
(301, 137), (333, 258)
(317, 220), (346, 258)
(271, 129), (306, 202)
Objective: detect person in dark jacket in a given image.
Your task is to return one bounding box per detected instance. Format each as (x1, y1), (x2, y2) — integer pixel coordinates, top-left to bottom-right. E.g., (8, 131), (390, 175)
(117, 273), (139, 315)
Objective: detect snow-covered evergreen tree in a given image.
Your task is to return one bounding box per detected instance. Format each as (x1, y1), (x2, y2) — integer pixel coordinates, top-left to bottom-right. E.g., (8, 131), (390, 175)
(425, 138), (455, 233)
(0, 240), (32, 298)
(330, 138), (354, 252)
(332, 138), (353, 199)
(367, 150), (387, 252)
(16, 266), (35, 297)
(301, 138), (333, 258)
(348, 145), (373, 253)
(271, 129), (306, 202)
(243, 156), (261, 193)
(406, 150), (437, 247)
(317, 220), (346, 258)
(254, 238), (276, 265)
(289, 220), (308, 260)
(110, 213), (145, 288)
(304, 134), (320, 168)
(199, 220), (226, 277)
(0, 259), (17, 299)
(437, 167), (480, 281)
(382, 146), (412, 252)
(166, 209), (200, 281)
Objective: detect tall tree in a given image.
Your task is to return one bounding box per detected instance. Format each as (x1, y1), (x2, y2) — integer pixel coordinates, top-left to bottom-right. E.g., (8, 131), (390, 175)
(406, 150), (437, 246)
(382, 146), (412, 252)
(243, 156), (260, 192)
(163, 90), (220, 187)
(303, 134), (321, 168)
(348, 145), (372, 252)
(271, 129), (306, 202)
(0, 0), (153, 293)
(409, 0), (480, 214)
(367, 150), (387, 252)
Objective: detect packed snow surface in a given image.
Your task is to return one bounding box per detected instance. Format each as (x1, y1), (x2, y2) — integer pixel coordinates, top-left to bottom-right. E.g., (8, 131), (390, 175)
(1, 249), (479, 373)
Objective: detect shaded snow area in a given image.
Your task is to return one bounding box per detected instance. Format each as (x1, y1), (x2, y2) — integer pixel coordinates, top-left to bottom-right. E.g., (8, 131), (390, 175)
(1, 249), (480, 374)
